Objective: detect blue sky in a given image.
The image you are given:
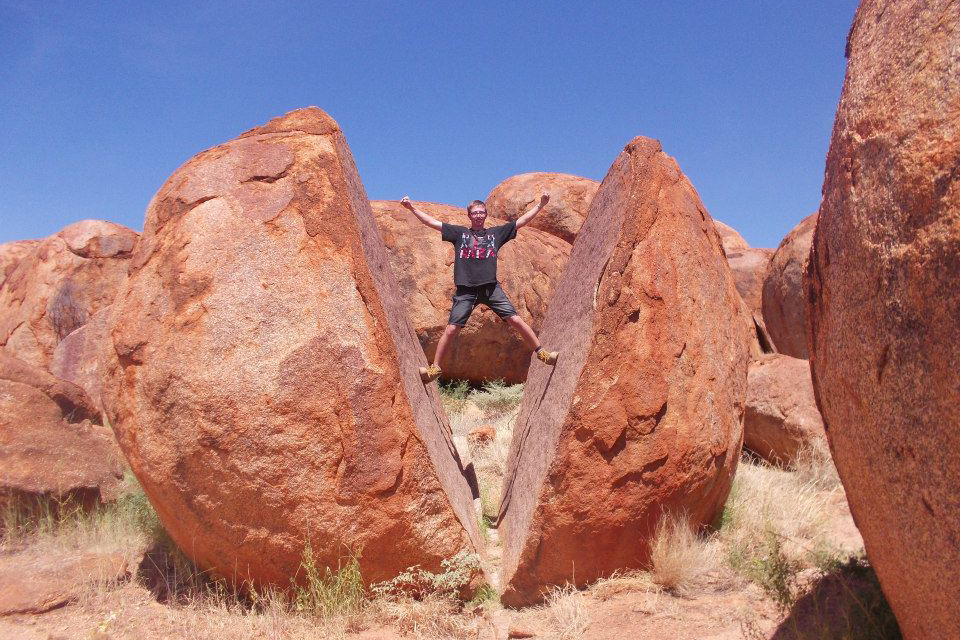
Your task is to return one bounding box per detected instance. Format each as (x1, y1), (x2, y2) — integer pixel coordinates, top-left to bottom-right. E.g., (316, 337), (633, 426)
(1, 1), (858, 247)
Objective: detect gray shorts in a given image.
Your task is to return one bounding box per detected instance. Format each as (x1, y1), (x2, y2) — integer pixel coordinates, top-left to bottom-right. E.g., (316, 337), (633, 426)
(448, 283), (518, 326)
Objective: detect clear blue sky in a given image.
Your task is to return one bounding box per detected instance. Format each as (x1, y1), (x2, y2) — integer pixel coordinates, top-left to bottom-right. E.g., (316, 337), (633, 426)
(1, 1), (858, 248)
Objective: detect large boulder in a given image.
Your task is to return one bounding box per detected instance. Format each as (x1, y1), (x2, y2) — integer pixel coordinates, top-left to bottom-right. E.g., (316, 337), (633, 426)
(762, 213), (817, 358)
(485, 172), (598, 243)
(727, 247), (776, 355)
(100, 108), (481, 589)
(806, 3), (960, 639)
(714, 220), (750, 255)
(51, 307), (111, 410)
(497, 137), (750, 606)
(372, 200), (570, 384)
(0, 354), (123, 509)
(0, 240), (39, 289)
(744, 355), (824, 466)
(0, 221), (138, 368)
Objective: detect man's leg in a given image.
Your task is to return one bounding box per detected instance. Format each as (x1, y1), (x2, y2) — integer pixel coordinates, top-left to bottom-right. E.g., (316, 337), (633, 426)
(433, 324), (462, 370)
(486, 284), (558, 365)
(505, 315), (539, 350)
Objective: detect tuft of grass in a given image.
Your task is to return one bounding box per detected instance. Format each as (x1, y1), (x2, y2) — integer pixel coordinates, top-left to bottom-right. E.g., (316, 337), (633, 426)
(649, 513), (720, 594)
(545, 584), (590, 640)
(290, 543), (365, 618)
(371, 550), (482, 602)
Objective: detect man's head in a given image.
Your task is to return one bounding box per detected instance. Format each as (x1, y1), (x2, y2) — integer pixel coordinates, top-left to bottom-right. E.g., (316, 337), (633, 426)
(467, 200), (487, 228)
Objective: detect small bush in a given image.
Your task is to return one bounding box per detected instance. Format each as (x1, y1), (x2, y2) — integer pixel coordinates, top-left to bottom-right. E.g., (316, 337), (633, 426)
(546, 584), (590, 640)
(291, 543), (365, 618)
(371, 550), (481, 601)
(439, 379), (471, 414)
(470, 379), (524, 416)
(649, 513), (719, 594)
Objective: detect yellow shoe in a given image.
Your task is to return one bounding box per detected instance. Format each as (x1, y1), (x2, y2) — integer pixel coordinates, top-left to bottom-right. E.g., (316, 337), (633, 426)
(536, 348), (558, 365)
(419, 364), (442, 383)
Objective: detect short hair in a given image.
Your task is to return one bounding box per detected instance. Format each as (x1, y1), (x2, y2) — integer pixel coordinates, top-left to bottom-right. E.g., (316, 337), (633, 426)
(467, 200), (486, 214)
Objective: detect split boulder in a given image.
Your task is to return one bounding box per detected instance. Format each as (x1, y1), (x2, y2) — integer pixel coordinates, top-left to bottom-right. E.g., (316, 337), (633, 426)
(100, 108), (481, 588)
(372, 200), (570, 384)
(806, 3), (960, 638)
(497, 137), (749, 606)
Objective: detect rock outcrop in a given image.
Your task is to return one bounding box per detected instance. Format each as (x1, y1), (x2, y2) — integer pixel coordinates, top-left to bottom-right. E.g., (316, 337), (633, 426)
(51, 307), (111, 410)
(0, 354), (123, 509)
(806, 3), (960, 638)
(100, 108), (481, 589)
(714, 220), (749, 254)
(0, 221), (137, 368)
(497, 137), (749, 606)
(727, 247), (776, 355)
(372, 200), (570, 384)
(744, 355), (824, 466)
(485, 173), (598, 243)
(0, 240), (39, 289)
(762, 213), (817, 358)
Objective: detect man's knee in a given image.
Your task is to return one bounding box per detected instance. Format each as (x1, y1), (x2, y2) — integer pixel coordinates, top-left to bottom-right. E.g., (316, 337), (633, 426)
(444, 324), (462, 336)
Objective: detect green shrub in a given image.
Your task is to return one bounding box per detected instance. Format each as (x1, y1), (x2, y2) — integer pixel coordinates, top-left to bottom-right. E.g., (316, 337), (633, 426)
(291, 542), (365, 617)
(371, 550), (482, 601)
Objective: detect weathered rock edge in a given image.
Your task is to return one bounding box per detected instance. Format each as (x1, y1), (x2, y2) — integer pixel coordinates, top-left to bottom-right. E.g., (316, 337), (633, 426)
(497, 137), (749, 606)
(806, 2), (960, 639)
(101, 107), (481, 588)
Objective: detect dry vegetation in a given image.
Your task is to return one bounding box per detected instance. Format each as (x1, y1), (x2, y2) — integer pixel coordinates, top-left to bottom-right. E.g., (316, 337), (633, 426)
(1, 380), (899, 639)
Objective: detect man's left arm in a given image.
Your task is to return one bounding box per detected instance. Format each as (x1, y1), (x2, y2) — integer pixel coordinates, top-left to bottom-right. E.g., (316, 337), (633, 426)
(515, 194), (550, 229)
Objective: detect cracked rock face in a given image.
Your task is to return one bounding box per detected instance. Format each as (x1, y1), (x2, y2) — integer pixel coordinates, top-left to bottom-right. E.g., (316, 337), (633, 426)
(0, 221), (138, 369)
(762, 212), (817, 359)
(806, 2), (960, 638)
(744, 354), (823, 466)
(497, 137), (749, 606)
(373, 200), (570, 384)
(714, 220), (750, 255)
(100, 108), (481, 588)
(0, 354), (123, 510)
(485, 172), (599, 244)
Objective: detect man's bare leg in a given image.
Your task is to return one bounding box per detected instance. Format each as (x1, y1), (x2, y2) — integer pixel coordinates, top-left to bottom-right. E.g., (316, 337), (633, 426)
(506, 315), (558, 364)
(421, 324), (460, 382)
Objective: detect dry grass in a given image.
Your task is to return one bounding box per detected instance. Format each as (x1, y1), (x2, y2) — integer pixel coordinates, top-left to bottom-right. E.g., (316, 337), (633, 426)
(545, 584), (590, 640)
(648, 513), (721, 594)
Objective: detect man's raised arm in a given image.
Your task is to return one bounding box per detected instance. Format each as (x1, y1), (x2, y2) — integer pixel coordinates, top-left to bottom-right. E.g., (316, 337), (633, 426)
(401, 196), (443, 231)
(515, 193), (550, 229)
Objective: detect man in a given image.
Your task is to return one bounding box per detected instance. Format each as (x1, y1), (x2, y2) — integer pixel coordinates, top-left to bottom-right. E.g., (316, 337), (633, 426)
(400, 195), (559, 383)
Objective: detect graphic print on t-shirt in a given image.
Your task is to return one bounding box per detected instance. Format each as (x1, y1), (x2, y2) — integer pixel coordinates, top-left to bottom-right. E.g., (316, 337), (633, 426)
(458, 230), (497, 259)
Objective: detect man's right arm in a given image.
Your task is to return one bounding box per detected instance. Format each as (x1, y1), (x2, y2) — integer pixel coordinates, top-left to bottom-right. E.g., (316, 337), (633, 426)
(401, 196), (442, 231)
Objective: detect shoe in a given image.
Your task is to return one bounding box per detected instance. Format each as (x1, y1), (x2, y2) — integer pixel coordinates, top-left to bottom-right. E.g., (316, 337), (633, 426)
(419, 364), (442, 383)
(536, 348), (558, 365)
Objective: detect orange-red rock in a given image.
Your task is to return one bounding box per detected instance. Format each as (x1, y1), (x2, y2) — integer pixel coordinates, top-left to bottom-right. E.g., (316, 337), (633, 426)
(100, 108), (481, 589)
(0, 240), (39, 289)
(0, 221), (137, 368)
(497, 137), (749, 606)
(806, 3), (960, 638)
(51, 307), (111, 410)
(762, 213), (817, 358)
(372, 200), (570, 384)
(467, 425), (496, 448)
(714, 220), (749, 255)
(744, 355), (824, 466)
(0, 354), (123, 509)
(485, 173), (598, 243)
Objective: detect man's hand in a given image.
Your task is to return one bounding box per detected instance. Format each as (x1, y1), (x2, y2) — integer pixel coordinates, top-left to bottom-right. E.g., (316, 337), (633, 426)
(539, 193), (550, 208)
(516, 193), (550, 229)
(401, 195), (414, 210)
(401, 196), (443, 231)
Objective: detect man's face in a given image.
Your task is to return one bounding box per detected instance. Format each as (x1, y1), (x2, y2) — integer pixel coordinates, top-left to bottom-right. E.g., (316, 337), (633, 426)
(467, 205), (487, 227)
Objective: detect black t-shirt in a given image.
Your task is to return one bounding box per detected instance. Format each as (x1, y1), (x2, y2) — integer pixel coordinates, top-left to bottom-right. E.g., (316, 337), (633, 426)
(441, 221), (517, 287)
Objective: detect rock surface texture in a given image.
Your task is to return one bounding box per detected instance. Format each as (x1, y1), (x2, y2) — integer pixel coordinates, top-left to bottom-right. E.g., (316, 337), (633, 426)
(806, 3), (960, 638)
(100, 108), (481, 588)
(497, 137), (750, 606)
(0, 354), (123, 509)
(0, 221), (137, 368)
(727, 247), (776, 354)
(762, 213), (817, 358)
(744, 355), (824, 466)
(372, 200), (570, 384)
(485, 172), (599, 243)
(0, 240), (39, 289)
